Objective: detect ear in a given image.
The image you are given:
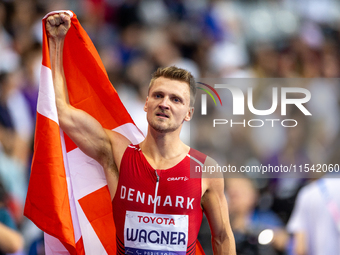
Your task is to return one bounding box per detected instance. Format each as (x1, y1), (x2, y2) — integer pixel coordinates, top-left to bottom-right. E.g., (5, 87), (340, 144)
(144, 97), (149, 112)
(184, 107), (194, 121)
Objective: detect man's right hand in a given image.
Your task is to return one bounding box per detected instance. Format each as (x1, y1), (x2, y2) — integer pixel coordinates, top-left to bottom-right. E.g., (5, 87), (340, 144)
(46, 13), (71, 40)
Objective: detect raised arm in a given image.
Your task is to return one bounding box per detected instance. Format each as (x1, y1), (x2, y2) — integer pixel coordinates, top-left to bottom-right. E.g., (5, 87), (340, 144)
(46, 13), (130, 196)
(201, 157), (236, 255)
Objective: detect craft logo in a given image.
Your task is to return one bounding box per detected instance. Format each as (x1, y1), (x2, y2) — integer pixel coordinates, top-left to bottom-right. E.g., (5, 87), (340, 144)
(167, 176), (189, 181)
(197, 82), (312, 128)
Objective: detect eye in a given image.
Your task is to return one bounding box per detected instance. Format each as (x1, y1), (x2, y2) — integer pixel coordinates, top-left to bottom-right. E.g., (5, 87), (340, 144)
(154, 94), (162, 98)
(172, 97), (181, 103)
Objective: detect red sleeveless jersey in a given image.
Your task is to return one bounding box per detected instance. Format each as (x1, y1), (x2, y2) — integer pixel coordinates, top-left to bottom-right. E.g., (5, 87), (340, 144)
(112, 144), (207, 255)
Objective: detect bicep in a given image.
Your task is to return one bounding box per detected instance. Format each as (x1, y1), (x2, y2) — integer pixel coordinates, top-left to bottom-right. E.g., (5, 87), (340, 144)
(202, 178), (236, 254)
(59, 105), (113, 167)
(201, 178), (229, 238)
(201, 157), (236, 254)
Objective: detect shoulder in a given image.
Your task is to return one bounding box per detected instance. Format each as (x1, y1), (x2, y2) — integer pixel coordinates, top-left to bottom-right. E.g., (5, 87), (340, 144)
(188, 148), (223, 179)
(187, 148), (225, 195)
(200, 156), (224, 199)
(188, 148), (207, 166)
(203, 156), (224, 179)
(105, 129), (131, 147)
(297, 180), (321, 202)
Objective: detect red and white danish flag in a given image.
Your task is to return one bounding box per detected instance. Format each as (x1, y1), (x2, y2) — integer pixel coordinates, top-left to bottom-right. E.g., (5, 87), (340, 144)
(24, 11), (144, 255)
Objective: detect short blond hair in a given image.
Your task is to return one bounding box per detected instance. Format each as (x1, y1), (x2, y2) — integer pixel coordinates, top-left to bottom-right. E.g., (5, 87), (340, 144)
(149, 66), (196, 106)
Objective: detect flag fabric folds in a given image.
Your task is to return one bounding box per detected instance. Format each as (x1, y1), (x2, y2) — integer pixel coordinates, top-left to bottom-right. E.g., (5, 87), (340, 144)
(24, 10), (144, 255)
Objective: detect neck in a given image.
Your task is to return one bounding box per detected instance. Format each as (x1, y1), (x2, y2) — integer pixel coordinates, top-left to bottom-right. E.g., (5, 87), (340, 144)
(140, 126), (188, 161)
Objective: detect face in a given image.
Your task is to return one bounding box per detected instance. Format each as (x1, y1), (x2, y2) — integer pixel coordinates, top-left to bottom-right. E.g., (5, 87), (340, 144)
(144, 77), (193, 133)
(226, 178), (257, 215)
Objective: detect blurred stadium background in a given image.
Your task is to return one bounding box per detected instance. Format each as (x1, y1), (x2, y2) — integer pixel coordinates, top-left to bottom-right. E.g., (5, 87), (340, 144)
(1, 0), (340, 254)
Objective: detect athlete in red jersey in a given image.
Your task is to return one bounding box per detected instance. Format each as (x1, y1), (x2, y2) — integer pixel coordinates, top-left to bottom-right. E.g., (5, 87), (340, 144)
(46, 12), (236, 255)
(113, 145), (206, 254)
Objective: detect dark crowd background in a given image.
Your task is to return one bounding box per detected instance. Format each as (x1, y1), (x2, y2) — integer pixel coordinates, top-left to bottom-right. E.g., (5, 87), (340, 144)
(1, 0), (340, 254)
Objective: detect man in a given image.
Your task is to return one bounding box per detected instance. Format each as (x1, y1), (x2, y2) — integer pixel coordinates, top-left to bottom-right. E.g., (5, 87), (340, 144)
(226, 177), (288, 254)
(46, 12), (236, 255)
(287, 176), (340, 255)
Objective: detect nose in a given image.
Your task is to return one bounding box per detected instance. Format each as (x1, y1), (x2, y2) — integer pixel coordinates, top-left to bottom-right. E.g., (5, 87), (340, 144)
(159, 97), (170, 110)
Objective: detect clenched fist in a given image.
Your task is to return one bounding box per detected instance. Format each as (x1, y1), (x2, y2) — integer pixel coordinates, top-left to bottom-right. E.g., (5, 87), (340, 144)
(46, 13), (71, 40)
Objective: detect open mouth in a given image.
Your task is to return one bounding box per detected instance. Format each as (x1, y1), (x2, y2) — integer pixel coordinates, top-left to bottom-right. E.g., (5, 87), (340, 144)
(156, 112), (169, 118)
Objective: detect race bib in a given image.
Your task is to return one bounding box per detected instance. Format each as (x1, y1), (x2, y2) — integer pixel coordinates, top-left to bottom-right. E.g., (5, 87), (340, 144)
(124, 211), (189, 255)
